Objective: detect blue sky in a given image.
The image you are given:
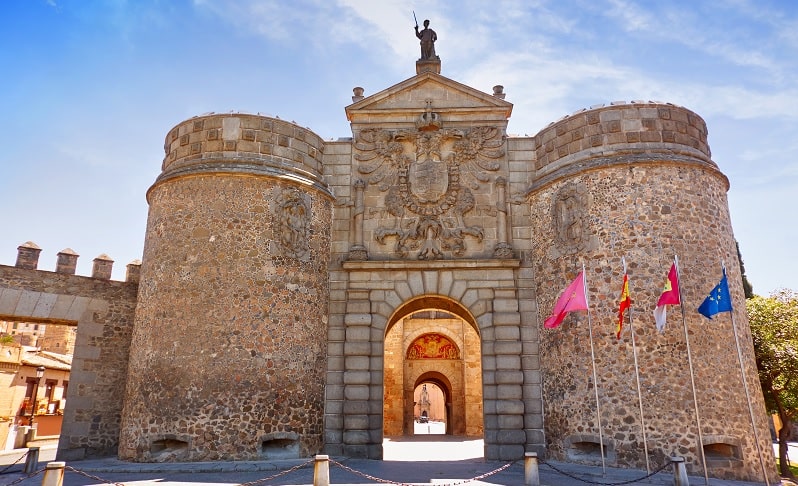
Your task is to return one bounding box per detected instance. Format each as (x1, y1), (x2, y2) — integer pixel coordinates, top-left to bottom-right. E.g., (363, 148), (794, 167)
(0, 0), (796, 295)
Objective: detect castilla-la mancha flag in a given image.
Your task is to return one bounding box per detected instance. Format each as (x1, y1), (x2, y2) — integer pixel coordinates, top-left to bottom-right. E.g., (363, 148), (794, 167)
(653, 263), (680, 332)
(544, 271), (588, 329)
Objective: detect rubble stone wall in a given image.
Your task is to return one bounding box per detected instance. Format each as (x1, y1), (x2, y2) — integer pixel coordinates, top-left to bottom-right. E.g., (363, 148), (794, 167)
(118, 114), (332, 462)
(527, 103), (775, 482)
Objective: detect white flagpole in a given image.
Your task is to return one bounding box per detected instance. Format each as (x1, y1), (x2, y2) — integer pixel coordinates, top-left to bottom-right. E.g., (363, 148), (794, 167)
(723, 261), (770, 486)
(624, 257), (651, 475)
(674, 255), (709, 485)
(583, 262), (606, 476)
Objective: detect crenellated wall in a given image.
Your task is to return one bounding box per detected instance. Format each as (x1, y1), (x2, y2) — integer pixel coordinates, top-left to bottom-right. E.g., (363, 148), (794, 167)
(532, 102), (711, 175)
(0, 245), (140, 460)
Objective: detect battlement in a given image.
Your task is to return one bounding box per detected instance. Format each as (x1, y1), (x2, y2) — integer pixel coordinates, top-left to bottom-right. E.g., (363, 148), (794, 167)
(157, 113), (328, 197)
(12, 241), (140, 283)
(533, 101), (712, 175)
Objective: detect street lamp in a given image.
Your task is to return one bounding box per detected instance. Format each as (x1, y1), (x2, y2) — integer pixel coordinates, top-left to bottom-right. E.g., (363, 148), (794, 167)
(29, 366), (45, 429)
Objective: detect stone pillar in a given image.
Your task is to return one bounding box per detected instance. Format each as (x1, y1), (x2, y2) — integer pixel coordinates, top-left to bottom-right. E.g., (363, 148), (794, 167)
(55, 249), (78, 275)
(119, 114), (332, 462)
(341, 289), (375, 458)
(493, 177), (513, 258)
(489, 298), (525, 461)
(91, 254), (114, 280)
(15, 241), (41, 270)
(322, 270), (348, 457)
(348, 179), (367, 260)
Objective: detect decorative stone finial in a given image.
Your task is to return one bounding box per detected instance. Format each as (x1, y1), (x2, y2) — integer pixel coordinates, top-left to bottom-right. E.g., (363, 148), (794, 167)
(416, 100), (441, 131)
(492, 85), (505, 99)
(352, 87), (365, 103)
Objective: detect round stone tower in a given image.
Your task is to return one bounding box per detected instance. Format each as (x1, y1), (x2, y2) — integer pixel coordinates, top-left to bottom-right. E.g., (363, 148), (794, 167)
(528, 103), (776, 482)
(118, 114), (332, 462)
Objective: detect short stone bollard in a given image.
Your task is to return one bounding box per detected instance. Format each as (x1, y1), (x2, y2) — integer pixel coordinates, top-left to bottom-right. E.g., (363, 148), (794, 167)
(671, 456), (689, 486)
(23, 446), (40, 474)
(524, 452), (540, 486)
(313, 454), (330, 486)
(41, 462), (65, 486)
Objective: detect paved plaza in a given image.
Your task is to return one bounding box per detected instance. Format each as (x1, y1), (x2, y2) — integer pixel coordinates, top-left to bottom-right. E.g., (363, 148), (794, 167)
(0, 437), (787, 486)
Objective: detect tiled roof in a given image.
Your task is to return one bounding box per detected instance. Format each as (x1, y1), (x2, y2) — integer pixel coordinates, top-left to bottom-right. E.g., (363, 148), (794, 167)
(21, 350), (72, 371)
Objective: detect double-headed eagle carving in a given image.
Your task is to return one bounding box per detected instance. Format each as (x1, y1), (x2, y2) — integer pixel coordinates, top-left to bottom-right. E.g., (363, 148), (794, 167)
(354, 126), (504, 259)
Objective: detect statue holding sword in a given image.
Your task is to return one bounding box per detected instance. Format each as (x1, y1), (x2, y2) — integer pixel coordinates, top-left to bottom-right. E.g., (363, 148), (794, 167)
(413, 12), (438, 60)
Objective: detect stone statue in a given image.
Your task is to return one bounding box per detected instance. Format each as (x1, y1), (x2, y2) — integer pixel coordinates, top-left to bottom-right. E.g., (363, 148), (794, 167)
(414, 19), (438, 60)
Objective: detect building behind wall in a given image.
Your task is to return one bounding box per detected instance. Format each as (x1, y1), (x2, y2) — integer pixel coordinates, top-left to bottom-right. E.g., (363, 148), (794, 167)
(0, 46), (778, 482)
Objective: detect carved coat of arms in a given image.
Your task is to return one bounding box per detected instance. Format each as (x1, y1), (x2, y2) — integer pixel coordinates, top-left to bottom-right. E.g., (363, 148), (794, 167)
(354, 124), (505, 259)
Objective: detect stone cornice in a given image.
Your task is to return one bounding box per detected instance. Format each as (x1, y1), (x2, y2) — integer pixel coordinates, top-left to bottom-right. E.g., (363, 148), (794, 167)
(342, 258), (520, 271)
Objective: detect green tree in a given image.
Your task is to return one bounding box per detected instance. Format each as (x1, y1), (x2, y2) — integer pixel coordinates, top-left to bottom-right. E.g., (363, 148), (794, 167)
(736, 240), (755, 299)
(748, 290), (798, 477)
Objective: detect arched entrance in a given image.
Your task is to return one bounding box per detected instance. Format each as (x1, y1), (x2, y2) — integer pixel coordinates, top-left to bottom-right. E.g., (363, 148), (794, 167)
(413, 373), (450, 435)
(383, 296), (483, 443)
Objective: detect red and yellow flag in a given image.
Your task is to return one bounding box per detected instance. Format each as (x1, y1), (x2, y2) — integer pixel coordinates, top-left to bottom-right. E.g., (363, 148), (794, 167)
(616, 272), (631, 339)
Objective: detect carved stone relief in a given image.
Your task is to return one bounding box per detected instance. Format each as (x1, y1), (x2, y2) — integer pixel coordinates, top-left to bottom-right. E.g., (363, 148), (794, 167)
(354, 123), (505, 259)
(276, 189), (311, 260)
(552, 183), (591, 254)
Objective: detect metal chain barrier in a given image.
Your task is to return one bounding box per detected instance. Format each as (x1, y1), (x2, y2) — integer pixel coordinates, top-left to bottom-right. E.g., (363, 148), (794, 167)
(238, 458), (314, 486)
(0, 467), (44, 486)
(64, 466), (125, 485)
(330, 458), (516, 486)
(0, 451), (27, 475)
(538, 457), (673, 485)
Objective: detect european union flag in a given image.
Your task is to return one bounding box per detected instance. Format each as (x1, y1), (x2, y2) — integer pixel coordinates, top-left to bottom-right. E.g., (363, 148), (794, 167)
(697, 269), (733, 319)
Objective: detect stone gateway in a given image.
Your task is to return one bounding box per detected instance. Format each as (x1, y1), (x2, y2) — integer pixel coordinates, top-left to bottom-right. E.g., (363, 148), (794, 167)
(0, 46), (777, 483)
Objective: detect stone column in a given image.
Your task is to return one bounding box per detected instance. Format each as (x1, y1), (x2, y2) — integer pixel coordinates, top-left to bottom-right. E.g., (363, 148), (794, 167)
(489, 297), (525, 460)
(348, 179), (367, 260)
(341, 289), (375, 458)
(493, 177), (513, 258)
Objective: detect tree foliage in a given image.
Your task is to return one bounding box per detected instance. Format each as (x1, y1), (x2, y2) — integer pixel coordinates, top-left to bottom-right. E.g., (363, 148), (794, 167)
(736, 240), (755, 299)
(748, 290), (798, 477)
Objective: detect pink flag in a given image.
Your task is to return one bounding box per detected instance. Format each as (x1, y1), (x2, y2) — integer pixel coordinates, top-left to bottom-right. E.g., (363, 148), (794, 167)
(544, 271), (588, 329)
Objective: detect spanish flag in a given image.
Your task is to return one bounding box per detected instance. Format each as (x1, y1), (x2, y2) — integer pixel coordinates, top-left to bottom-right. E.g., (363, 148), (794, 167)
(617, 272), (631, 339)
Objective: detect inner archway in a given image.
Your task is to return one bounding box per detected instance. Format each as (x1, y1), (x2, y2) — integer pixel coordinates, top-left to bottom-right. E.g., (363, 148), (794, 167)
(383, 296), (483, 455)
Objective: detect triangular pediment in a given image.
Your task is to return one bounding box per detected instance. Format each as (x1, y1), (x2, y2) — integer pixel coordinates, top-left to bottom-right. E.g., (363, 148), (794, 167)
(345, 72), (512, 125)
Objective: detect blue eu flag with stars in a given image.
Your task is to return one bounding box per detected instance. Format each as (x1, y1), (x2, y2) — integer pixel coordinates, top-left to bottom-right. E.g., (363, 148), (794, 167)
(697, 269), (733, 319)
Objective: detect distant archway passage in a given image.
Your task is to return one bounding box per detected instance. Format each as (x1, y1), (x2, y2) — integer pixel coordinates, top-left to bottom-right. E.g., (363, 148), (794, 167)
(413, 373), (450, 435)
(383, 296), (483, 440)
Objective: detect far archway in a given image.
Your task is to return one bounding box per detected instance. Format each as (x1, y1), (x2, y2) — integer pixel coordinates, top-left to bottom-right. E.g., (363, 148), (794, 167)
(413, 374), (449, 435)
